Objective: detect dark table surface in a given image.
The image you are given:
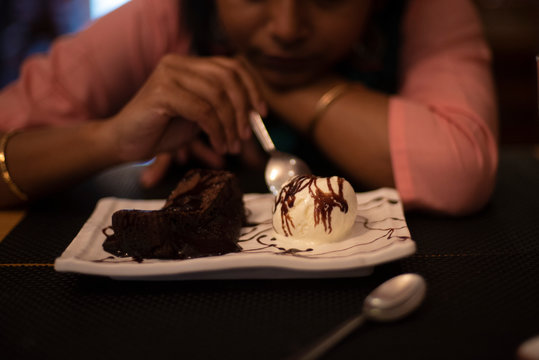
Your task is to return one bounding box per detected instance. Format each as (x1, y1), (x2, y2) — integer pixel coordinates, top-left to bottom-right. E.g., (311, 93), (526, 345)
(1, 147), (539, 360)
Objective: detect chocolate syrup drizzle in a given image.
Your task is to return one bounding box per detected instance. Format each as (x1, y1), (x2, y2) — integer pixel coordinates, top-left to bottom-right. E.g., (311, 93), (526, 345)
(274, 175), (348, 237)
(357, 196), (399, 211)
(239, 225), (314, 255)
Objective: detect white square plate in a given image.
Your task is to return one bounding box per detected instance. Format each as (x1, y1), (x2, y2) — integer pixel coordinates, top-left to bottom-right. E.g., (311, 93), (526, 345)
(54, 188), (415, 280)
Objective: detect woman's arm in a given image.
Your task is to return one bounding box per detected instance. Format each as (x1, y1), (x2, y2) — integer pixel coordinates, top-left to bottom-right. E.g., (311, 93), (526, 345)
(0, 53), (267, 209)
(0, 0), (265, 208)
(257, 0), (497, 215)
(388, 0), (498, 214)
(0, 0), (187, 130)
(0, 123), (120, 207)
(252, 76), (393, 189)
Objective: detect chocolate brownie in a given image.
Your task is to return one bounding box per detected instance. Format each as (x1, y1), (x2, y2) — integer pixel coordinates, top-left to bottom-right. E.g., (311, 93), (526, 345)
(102, 169), (245, 260)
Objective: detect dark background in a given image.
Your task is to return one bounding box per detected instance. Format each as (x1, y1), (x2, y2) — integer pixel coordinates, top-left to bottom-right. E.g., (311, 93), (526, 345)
(1, 0), (538, 145)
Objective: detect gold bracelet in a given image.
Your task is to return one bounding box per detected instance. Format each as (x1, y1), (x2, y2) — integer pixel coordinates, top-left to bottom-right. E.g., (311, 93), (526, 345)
(308, 83), (349, 138)
(0, 131), (28, 201)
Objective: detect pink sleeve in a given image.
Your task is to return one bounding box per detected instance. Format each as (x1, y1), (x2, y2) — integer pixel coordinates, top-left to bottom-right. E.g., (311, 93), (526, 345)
(389, 0), (498, 215)
(0, 0), (190, 130)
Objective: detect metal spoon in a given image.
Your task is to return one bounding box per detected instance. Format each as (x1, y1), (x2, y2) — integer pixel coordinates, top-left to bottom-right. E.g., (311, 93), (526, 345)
(249, 111), (311, 196)
(291, 273), (427, 360)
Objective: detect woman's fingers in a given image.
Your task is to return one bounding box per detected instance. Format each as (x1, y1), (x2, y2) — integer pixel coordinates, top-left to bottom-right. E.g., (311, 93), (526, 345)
(188, 139), (226, 169)
(210, 57), (267, 138)
(173, 139), (225, 169)
(163, 55), (264, 145)
(140, 153), (172, 188)
(153, 117), (200, 154)
(151, 80), (228, 154)
(168, 69), (241, 154)
(212, 57), (267, 113)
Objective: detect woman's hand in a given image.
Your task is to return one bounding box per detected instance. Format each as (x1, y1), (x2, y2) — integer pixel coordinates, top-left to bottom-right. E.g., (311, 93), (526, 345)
(139, 141), (227, 188)
(106, 54), (267, 164)
(0, 55), (269, 207)
(140, 135), (267, 188)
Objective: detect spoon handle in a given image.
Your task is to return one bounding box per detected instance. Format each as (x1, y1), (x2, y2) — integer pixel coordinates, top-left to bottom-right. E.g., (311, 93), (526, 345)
(290, 314), (367, 360)
(249, 111), (276, 153)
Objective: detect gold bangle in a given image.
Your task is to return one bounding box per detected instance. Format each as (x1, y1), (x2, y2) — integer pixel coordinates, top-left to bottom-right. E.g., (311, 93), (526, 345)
(0, 131), (28, 201)
(308, 83), (349, 138)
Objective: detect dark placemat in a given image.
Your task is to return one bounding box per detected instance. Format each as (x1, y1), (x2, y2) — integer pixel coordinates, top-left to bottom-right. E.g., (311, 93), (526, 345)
(1, 149), (539, 360)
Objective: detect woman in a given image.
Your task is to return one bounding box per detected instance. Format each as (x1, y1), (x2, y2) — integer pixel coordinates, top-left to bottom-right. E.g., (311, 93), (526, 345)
(0, 0), (498, 214)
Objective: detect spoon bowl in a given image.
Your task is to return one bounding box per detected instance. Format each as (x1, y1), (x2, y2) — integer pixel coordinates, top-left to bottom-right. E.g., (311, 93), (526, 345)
(249, 111), (311, 195)
(265, 151), (311, 196)
(363, 273), (427, 322)
(291, 273), (427, 360)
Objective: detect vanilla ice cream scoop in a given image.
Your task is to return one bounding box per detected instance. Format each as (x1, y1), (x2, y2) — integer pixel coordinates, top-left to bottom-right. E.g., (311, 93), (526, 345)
(272, 175), (357, 243)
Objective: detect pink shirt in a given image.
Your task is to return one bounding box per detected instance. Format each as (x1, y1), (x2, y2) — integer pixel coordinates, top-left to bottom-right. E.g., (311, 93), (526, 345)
(0, 0), (498, 215)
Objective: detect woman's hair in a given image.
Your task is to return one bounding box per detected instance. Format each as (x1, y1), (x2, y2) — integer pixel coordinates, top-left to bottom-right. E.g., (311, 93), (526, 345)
(180, 0), (216, 56)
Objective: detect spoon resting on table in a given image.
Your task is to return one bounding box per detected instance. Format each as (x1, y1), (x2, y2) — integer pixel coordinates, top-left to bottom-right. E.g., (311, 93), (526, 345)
(249, 111), (311, 196)
(291, 273), (427, 360)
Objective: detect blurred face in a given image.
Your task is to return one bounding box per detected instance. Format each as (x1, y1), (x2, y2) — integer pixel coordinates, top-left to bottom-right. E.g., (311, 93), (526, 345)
(216, 0), (372, 88)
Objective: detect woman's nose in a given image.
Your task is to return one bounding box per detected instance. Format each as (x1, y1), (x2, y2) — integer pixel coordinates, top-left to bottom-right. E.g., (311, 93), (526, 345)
(268, 0), (309, 46)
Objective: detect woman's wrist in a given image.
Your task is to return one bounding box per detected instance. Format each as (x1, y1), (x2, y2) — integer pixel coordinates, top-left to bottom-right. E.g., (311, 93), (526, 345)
(0, 122), (123, 205)
(0, 131), (29, 202)
(261, 75), (350, 134)
(90, 119), (131, 166)
(307, 82), (350, 139)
